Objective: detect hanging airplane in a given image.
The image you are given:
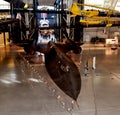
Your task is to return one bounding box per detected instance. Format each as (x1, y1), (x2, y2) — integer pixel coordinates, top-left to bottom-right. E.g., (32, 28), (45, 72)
(69, 2), (120, 27)
(69, 2), (99, 17)
(69, 2), (119, 17)
(80, 19), (102, 25)
(79, 16), (118, 27)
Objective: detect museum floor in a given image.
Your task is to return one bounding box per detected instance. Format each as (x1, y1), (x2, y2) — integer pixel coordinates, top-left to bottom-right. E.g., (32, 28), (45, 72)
(0, 43), (120, 115)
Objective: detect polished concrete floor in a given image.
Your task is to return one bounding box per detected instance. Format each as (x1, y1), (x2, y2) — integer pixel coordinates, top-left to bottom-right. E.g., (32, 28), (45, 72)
(0, 43), (120, 115)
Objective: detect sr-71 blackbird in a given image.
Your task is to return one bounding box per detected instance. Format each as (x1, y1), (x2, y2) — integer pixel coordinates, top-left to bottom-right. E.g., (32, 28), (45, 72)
(0, 0), (83, 101)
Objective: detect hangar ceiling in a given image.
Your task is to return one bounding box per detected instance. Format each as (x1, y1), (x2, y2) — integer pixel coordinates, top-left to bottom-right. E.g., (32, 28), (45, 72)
(23, 0), (56, 6)
(1, 0), (120, 11)
(16, 0), (120, 11)
(23, 0), (74, 8)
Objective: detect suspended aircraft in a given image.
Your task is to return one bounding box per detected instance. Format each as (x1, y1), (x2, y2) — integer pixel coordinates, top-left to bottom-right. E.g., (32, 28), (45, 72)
(80, 19), (102, 25)
(69, 3), (99, 17)
(79, 17), (115, 27)
(69, 2), (120, 26)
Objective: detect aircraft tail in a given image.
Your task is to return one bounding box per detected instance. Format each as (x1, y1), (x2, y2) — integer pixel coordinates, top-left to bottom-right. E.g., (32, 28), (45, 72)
(69, 3), (80, 17)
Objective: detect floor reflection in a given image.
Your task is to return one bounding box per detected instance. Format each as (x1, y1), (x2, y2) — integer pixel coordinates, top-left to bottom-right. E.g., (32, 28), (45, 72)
(105, 47), (118, 56)
(0, 46), (23, 85)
